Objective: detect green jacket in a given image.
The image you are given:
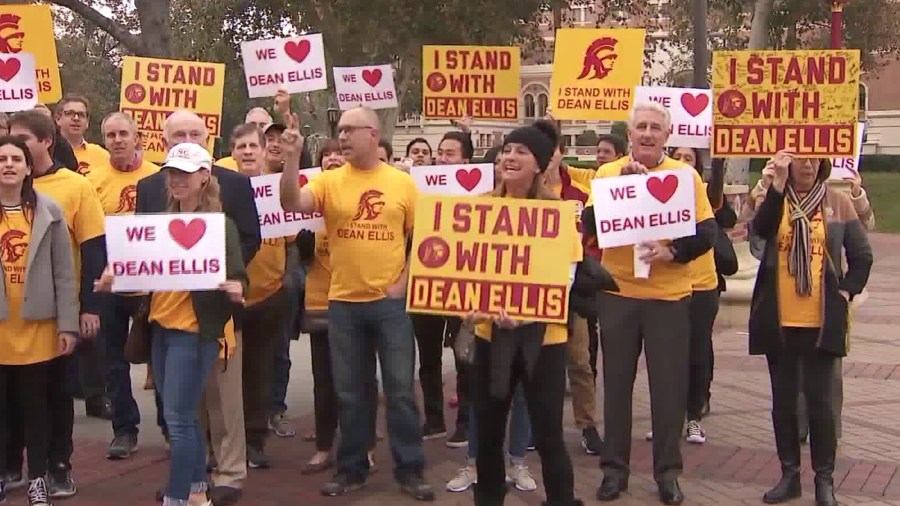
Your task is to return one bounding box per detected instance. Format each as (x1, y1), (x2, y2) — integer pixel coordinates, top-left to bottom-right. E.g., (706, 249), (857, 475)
(190, 218), (247, 341)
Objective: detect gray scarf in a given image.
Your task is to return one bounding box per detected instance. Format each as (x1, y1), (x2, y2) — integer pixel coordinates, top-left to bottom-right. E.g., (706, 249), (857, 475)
(785, 181), (827, 296)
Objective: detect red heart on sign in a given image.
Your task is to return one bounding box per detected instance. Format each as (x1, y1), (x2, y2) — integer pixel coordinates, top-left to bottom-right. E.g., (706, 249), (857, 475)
(284, 40), (311, 64)
(0, 58), (21, 82)
(298, 174), (309, 187)
(680, 93), (709, 117)
(361, 68), (382, 87)
(455, 168), (482, 192)
(646, 175), (679, 204)
(168, 218), (207, 250)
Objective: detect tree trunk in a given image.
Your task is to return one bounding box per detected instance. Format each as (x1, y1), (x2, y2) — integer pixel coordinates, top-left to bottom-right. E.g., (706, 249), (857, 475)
(134, 0), (173, 57)
(692, 0), (709, 88)
(749, 0), (774, 50)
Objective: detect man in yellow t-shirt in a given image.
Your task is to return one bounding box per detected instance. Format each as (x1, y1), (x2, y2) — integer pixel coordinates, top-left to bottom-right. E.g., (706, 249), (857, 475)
(279, 107), (434, 500)
(85, 112), (159, 460)
(583, 102), (716, 505)
(54, 94), (110, 176)
(216, 107), (272, 171)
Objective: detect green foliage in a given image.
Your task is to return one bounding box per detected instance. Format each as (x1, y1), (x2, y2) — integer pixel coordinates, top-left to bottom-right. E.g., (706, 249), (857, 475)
(610, 121), (628, 142)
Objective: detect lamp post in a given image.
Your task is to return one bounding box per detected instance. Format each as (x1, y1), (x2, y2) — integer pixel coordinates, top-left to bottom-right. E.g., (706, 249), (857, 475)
(830, 0), (849, 49)
(327, 107), (339, 138)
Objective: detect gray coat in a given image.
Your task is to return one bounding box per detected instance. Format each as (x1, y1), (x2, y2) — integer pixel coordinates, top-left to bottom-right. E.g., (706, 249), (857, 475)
(0, 191), (79, 334)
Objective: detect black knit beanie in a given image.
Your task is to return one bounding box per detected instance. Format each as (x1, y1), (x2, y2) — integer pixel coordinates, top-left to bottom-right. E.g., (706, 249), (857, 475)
(503, 121), (557, 173)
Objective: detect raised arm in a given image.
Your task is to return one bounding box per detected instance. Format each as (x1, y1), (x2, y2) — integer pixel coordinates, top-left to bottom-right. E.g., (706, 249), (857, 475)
(278, 129), (317, 214)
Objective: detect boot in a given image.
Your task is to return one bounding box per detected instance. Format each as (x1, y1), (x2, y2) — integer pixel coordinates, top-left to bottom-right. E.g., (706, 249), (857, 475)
(473, 482), (507, 506)
(814, 475), (837, 506)
(807, 390), (838, 506)
(765, 414), (802, 504)
(763, 471), (801, 504)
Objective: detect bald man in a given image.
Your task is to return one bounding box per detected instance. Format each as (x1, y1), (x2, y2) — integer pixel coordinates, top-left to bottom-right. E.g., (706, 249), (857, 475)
(218, 107), (312, 170)
(280, 107), (433, 501)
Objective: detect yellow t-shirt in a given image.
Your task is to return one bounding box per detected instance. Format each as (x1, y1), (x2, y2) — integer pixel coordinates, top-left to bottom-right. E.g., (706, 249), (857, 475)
(306, 162), (418, 302)
(216, 156), (239, 171)
(73, 142), (110, 177)
(246, 237), (286, 306)
(777, 204), (826, 328)
(0, 208), (60, 365)
(86, 160), (160, 216)
(594, 156), (715, 301)
(305, 233), (331, 311)
(566, 166), (597, 190)
(149, 291), (236, 358)
(690, 182), (719, 292)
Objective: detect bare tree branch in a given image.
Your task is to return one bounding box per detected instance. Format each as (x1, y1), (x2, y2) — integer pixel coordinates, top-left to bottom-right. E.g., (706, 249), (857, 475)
(49, 0), (147, 54)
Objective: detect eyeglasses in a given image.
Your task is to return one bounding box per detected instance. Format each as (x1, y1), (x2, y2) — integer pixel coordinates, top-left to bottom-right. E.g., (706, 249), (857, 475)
(337, 125), (374, 135)
(62, 110), (88, 119)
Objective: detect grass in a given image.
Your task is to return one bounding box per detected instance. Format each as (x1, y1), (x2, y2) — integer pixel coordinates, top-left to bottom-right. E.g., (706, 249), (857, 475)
(746, 172), (900, 233)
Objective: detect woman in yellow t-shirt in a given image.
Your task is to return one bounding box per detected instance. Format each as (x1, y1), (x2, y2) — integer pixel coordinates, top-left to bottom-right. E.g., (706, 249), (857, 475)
(0, 137), (79, 504)
(464, 125), (582, 506)
(750, 151), (872, 506)
(95, 143), (247, 506)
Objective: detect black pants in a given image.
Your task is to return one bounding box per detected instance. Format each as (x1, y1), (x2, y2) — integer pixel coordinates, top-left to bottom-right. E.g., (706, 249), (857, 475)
(411, 314), (469, 430)
(473, 338), (574, 505)
(587, 316), (599, 381)
(5, 355), (74, 473)
(766, 328), (837, 477)
(0, 363), (51, 479)
(687, 289), (720, 421)
(598, 293), (690, 482)
(309, 331), (377, 453)
(242, 291), (287, 449)
(101, 294), (144, 437)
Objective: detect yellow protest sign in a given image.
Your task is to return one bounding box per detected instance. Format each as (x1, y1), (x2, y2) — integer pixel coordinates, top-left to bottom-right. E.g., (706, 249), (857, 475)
(407, 195), (577, 324)
(422, 45), (520, 120)
(0, 4), (61, 103)
(712, 50), (860, 158)
(119, 56), (225, 163)
(549, 28), (645, 121)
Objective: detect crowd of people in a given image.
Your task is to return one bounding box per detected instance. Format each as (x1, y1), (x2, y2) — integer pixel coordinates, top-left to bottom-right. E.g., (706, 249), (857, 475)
(0, 90), (874, 506)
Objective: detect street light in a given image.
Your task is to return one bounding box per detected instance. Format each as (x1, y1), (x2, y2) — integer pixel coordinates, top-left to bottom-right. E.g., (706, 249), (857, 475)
(327, 107), (339, 138)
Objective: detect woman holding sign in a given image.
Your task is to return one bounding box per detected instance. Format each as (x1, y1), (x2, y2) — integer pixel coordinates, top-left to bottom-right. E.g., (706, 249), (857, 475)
(0, 136), (79, 506)
(95, 143), (248, 506)
(749, 151), (872, 506)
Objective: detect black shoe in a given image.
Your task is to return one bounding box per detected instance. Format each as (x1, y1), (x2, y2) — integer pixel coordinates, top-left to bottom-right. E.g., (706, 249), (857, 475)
(596, 476), (627, 501)
(107, 434), (138, 460)
(657, 480), (684, 505)
(26, 476), (52, 506)
(209, 485), (243, 506)
(814, 475), (837, 506)
(422, 423), (447, 440)
(581, 427), (603, 455)
(47, 464), (76, 499)
(446, 426), (468, 448)
(0, 471), (25, 491)
(247, 445), (271, 469)
(0, 479), (6, 504)
(85, 396), (113, 420)
(763, 473), (801, 504)
(399, 476), (436, 502)
(321, 473), (365, 496)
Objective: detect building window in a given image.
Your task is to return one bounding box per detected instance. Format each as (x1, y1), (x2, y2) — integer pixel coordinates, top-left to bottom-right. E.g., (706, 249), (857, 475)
(537, 94), (548, 118)
(524, 94), (535, 118)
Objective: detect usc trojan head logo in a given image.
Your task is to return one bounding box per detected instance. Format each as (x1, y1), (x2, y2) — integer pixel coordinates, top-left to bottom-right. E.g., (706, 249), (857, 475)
(77, 161), (90, 176)
(352, 189), (385, 221)
(115, 185), (137, 214)
(0, 229), (27, 263)
(577, 37), (619, 80)
(0, 14), (24, 54)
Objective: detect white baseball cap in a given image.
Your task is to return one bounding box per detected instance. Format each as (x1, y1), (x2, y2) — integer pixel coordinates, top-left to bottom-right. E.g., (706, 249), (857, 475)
(163, 143), (213, 173)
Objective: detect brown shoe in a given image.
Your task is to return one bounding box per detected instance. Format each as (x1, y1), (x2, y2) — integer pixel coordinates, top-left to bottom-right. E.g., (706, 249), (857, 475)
(300, 457), (334, 475)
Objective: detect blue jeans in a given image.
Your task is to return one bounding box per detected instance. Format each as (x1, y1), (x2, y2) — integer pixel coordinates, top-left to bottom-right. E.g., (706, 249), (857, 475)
(271, 266), (306, 414)
(329, 298), (424, 481)
(467, 384), (531, 465)
(102, 294), (143, 436)
(151, 325), (219, 501)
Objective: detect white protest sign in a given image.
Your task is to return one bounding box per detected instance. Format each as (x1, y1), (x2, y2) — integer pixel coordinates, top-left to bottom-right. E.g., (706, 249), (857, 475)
(240, 34), (327, 98)
(829, 122), (866, 180)
(252, 168), (324, 239)
(634, 86), (712, 149)
(0, 53), (38, 113)
(334, 64), (398, 110)
(106, 213), (226, 292)
(410, 163), (494, 196)
(590, 168), (697, 248)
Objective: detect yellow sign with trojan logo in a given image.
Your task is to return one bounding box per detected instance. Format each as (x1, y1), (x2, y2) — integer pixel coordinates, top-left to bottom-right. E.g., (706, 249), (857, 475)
(0, 4), (62, 103)
(549, 28), (646, 121)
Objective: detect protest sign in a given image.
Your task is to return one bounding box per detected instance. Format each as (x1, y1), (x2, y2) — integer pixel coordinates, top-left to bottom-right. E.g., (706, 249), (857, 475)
(830, 122), (866, 180)
(422, 45), (520, 120)
(0, 52), (37, 112)
(120, 56), (225, 163)
(549, 28), (646, 121)
(106, 213), (226, 292)
(334, 64), (397, 110)
(0, 4), (61, 102)
(410, 163), (494, 196)
(712, 50), (861, 158)
(407, 196), (577, 323)
(251, 169), (324, 239)
(590, 169), (697, 248)
(241, 34), (327, 98)
(634, 86), (712, 148)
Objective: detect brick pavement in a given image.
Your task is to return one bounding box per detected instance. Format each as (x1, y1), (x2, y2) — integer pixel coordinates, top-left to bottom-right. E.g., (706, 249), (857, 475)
(3, 234), (900, 506)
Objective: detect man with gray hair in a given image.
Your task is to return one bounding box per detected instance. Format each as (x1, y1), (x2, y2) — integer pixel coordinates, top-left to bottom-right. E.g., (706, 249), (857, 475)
(582, 101), (717, 505)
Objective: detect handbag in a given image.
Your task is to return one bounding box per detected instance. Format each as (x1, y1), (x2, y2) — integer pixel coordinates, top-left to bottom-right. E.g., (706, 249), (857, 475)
(124, 297), (152, 364)
(453, 321), (477, 365)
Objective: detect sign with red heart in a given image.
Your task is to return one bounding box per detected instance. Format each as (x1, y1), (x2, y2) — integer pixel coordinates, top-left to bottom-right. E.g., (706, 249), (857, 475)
(250, 168), (324, 239)
(410, 163), (494, 196)
(0, 53), (38, 113)
(634, 86), (712, 149)
(240, 34), (327, 98)
(333, 64), (398, 111)
(589, 168), (697, 248)
(104, 213), (226, 292)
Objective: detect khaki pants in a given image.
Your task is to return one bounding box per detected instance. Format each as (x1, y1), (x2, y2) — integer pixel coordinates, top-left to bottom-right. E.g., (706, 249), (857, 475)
(567, 314), (597, 429)
(200, 331), (247, 488)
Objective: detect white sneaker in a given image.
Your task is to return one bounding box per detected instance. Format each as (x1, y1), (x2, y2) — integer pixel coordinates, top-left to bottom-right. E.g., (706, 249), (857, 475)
(26, 477), (51, 506)
(645, 430), (653, 441)
(446, 467), (477, 492)
(686, 420), (707, 444)
(506, 464), (537, 492)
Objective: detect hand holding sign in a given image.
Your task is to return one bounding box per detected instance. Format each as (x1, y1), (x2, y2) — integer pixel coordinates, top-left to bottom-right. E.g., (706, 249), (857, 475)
(638, 241), (675, 264)
(771, 150), (792, 191)
(219, 280), (245, 304)
(844, 170), (863, 197)
(620, 161), (649, 175)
